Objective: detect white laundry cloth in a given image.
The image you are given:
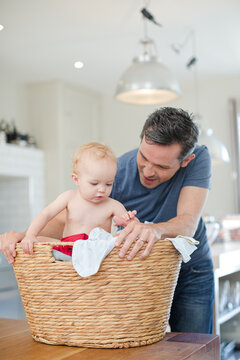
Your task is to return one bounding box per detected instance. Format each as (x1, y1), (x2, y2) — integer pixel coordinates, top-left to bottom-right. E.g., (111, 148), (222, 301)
(72, 227), (115, 277)
(164, 235), (199, 263)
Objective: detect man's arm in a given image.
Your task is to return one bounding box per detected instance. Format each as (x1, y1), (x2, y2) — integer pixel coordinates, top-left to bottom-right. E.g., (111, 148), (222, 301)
(0, 210), (66, 263)
(115, 186), (209, 260)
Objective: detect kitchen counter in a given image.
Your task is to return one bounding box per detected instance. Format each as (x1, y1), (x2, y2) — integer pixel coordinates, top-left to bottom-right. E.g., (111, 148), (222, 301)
(210, 240), (240, 339)
(211, 240), (240, 274)
(0, 318), (219, 360)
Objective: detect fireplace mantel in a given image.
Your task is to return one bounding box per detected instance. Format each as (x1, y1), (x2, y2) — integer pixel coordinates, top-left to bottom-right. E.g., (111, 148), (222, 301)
(0, 144), (45, 233)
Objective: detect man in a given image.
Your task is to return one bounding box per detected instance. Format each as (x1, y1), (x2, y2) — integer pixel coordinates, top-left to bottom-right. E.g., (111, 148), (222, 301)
(0, 107), (214, 333)
(111, 107), (214, 334)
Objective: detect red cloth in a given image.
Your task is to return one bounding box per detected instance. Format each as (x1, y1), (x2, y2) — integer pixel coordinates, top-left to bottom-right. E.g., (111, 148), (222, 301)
(53, 233), (88, 256)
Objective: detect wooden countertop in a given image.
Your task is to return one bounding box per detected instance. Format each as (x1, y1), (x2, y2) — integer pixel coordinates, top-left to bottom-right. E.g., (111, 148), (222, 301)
(0, 318), (220, 360)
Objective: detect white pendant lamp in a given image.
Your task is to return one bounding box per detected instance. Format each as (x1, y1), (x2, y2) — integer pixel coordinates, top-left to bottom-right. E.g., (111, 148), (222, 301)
(115, 42), (181, 105)
(115, 11), (181, 105)
(198, 128), (230, 164)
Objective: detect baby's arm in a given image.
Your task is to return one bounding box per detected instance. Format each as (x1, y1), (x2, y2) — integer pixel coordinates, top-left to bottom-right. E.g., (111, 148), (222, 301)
(21, 191), (72, 254)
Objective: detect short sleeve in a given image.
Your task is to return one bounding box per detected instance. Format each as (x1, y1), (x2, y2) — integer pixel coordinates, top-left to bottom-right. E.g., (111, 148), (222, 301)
(182, 145), (212, 189)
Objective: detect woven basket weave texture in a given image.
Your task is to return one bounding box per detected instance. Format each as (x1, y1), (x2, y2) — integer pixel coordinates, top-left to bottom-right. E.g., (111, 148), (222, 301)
(13, 240), (182, 348)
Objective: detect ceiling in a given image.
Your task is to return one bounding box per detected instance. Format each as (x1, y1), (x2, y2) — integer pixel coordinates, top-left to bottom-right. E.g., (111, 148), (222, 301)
(1, 0), (240, 96)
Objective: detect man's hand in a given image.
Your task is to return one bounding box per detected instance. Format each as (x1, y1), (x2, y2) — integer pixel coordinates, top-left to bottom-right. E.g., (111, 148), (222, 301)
(115, 221), (161, 260)
(21, 235), (38, 255)
(0, 231), (25, 264)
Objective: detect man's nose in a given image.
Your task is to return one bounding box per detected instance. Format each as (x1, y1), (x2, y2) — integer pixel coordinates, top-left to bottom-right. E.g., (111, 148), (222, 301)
(143, 163), (155, 177)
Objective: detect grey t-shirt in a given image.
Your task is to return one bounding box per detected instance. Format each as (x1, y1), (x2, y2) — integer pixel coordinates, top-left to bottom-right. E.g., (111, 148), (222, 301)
(110, 145), (212, 267)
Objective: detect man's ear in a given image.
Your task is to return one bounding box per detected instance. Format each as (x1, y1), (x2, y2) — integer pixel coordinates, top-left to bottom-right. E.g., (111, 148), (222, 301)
(72, 173), (79, 185)
(180, 153), (195, 168)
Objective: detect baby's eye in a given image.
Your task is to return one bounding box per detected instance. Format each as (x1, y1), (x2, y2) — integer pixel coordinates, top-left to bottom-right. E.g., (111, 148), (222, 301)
(106, 183), (113, 187)
(90, 182), (98, 186)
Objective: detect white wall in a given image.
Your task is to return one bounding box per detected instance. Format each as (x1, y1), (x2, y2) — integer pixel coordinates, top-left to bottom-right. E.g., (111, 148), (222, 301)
(0, 79), (28, 132)
(27, 80), (102, 203)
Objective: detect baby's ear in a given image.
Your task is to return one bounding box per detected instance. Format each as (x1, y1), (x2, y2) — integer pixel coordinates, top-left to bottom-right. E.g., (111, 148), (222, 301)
(72, 173), (79, 185)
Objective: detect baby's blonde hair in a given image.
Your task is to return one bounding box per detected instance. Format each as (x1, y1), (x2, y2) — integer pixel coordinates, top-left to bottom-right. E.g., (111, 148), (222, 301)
(72, 142), (117, 173)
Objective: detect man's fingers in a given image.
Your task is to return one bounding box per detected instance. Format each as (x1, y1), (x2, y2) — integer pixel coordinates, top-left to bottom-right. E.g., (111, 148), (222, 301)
(4, 249), (14, 264)
(115, 222), (134, 247)
(9, 243), (16, 258)
(126, 229), (150, 260)
(126, 238), (146, 260)
(138, 238), (156, 259)
(0, 231), (25, 263)
(116, 223), (159, 260)
(118, 228), (141, 257)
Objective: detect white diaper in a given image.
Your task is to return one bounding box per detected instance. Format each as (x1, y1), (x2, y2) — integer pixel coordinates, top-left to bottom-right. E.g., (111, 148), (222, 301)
(72, 227), (115, 277)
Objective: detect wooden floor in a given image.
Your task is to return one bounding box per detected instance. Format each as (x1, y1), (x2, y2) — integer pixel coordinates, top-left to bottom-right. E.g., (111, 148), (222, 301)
(0, 318), (220, 360)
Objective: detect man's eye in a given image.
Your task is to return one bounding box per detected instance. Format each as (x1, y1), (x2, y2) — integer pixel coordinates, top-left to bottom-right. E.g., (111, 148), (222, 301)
(156, 165), (168, 170)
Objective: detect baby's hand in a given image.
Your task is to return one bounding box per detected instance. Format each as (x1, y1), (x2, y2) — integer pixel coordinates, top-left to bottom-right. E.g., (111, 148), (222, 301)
(124, 210), (137, 222)
(21, 235), (38, 255)
(113, 210), (138, 227)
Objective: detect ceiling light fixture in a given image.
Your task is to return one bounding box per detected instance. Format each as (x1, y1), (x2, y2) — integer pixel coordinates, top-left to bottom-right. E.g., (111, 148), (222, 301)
(0, 24), (4, 31)
(198, 128), (230, 164)
(115, 8), (181, 105)
(74, 61), (84, 69)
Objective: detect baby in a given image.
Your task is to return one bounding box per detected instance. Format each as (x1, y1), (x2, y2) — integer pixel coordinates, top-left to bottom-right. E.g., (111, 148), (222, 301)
(21, 142), (136, 255)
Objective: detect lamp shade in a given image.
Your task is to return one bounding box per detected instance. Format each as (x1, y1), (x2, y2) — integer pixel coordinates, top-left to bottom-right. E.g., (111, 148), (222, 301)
(198, 128), (230, 164)
(115, 54), (181, 105)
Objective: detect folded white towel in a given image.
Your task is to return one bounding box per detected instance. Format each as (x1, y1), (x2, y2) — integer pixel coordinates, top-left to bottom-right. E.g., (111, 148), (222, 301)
(164, 235), (199, 263)
(72, 227), (115, 277)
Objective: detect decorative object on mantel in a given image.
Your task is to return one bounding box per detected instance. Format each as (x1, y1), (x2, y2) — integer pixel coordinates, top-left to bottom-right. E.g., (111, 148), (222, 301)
(115, 7), (181, 105)
(0, 119), (37, 148)
(0, 119), (8, 145)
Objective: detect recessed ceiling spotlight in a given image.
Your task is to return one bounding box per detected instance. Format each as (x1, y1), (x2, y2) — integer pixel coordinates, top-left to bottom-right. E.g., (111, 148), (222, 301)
(0, 24), (4, 31)
(74, 61), (84, 69)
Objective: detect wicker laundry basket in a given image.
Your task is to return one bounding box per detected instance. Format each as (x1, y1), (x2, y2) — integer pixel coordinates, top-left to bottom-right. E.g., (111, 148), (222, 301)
(13, 240), (182, 348)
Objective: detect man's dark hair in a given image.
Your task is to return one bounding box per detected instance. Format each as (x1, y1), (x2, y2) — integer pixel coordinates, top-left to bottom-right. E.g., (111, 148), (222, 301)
(140, 107), (199, 162)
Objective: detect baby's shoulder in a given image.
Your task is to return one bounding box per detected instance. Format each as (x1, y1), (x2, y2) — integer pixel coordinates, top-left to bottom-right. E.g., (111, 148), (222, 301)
(108, 197), (125, 210)
(58, 189), (78, 200)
